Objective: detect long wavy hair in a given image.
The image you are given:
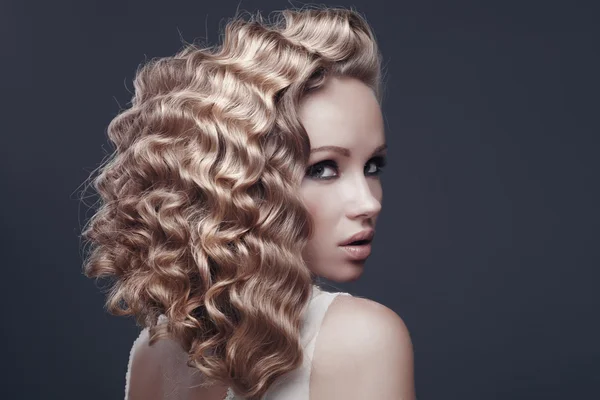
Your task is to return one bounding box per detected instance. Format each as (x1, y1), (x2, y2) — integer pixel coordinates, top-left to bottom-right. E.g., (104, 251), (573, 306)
(80, 5), (384, 399)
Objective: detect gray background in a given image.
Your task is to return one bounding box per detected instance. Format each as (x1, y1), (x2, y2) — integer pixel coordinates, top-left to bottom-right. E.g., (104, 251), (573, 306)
(1, 0), (598, 399)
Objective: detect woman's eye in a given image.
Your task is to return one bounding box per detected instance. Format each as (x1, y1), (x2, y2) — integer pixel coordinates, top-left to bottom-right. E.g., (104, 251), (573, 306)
(369, 155), (387, 175)
(305, 156), (387, 180)
(306, 160), (337, 179)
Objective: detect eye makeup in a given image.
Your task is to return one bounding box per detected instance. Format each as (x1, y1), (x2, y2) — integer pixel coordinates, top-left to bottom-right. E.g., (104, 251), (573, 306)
(305, 155), (387, 180)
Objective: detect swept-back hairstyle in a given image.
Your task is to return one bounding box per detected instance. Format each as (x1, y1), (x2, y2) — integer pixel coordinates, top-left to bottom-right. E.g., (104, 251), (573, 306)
(81, 5), (383, 399)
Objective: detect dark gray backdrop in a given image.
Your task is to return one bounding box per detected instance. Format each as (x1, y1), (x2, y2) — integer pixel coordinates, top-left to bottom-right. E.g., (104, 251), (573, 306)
(1, 0), (598, 399)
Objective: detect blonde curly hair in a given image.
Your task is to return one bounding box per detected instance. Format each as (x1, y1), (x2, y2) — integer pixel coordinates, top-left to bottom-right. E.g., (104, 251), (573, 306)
(80, 5), (384, 399)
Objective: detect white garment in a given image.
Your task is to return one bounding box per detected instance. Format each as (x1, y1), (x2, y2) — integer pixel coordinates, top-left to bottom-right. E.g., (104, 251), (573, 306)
(124, 284), (351, 399)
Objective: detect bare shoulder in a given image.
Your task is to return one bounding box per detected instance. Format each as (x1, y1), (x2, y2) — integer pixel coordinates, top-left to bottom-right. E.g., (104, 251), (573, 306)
(127, 328), (166, 400)
(310, 295), (416, 400)
(127, 326), (229, 400)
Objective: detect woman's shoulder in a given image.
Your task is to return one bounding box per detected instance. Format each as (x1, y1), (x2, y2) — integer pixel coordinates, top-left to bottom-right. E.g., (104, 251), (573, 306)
(125, 316), (187, 400)
(309, 292), (415, 398)
(320, 292), (409, 337)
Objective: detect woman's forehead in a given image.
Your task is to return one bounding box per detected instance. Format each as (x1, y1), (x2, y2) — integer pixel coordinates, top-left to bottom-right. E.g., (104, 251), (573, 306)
(299, 78), (384, 148)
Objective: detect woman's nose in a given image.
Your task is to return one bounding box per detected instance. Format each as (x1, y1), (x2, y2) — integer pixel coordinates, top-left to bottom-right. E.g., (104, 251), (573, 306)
(345, 178), (381, 219)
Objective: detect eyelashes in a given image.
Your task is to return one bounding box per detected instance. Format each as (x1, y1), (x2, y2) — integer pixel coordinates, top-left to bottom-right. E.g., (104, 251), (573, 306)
(305, 155), (387, 180)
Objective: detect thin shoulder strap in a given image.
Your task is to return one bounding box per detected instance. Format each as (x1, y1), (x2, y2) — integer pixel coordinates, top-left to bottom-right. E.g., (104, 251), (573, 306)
(223, 387), (235, 400)
(303, 289), (352, 362)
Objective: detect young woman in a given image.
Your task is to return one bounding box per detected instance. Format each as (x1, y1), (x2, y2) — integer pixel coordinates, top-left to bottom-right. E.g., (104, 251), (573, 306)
(81, 5), (415, 400)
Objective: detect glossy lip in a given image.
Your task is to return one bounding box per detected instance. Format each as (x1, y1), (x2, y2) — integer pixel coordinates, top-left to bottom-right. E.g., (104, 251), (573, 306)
(339, 229), (375, 246)
(340, 243), (372, 261)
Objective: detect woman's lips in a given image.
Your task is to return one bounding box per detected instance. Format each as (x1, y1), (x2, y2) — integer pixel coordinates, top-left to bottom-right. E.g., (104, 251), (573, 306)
(340, 243), (372, 261)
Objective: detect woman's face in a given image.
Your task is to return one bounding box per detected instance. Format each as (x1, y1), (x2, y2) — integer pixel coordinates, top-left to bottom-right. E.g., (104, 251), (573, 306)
(299, 76), (386, 282)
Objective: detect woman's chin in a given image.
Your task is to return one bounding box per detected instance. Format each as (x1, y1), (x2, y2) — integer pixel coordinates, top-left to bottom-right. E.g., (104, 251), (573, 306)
(321, 262), (365, 283)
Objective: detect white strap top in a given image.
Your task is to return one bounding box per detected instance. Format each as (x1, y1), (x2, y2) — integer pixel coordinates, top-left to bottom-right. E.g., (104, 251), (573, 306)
(124, 284), (351, 400)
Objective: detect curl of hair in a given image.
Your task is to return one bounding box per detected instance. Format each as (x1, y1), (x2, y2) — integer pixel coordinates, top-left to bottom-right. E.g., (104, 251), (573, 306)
(80, 5), (384, 399)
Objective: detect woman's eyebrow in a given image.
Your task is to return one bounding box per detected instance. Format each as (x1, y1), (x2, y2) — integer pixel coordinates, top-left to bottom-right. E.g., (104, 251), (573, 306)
(310, 143), (387, 157)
